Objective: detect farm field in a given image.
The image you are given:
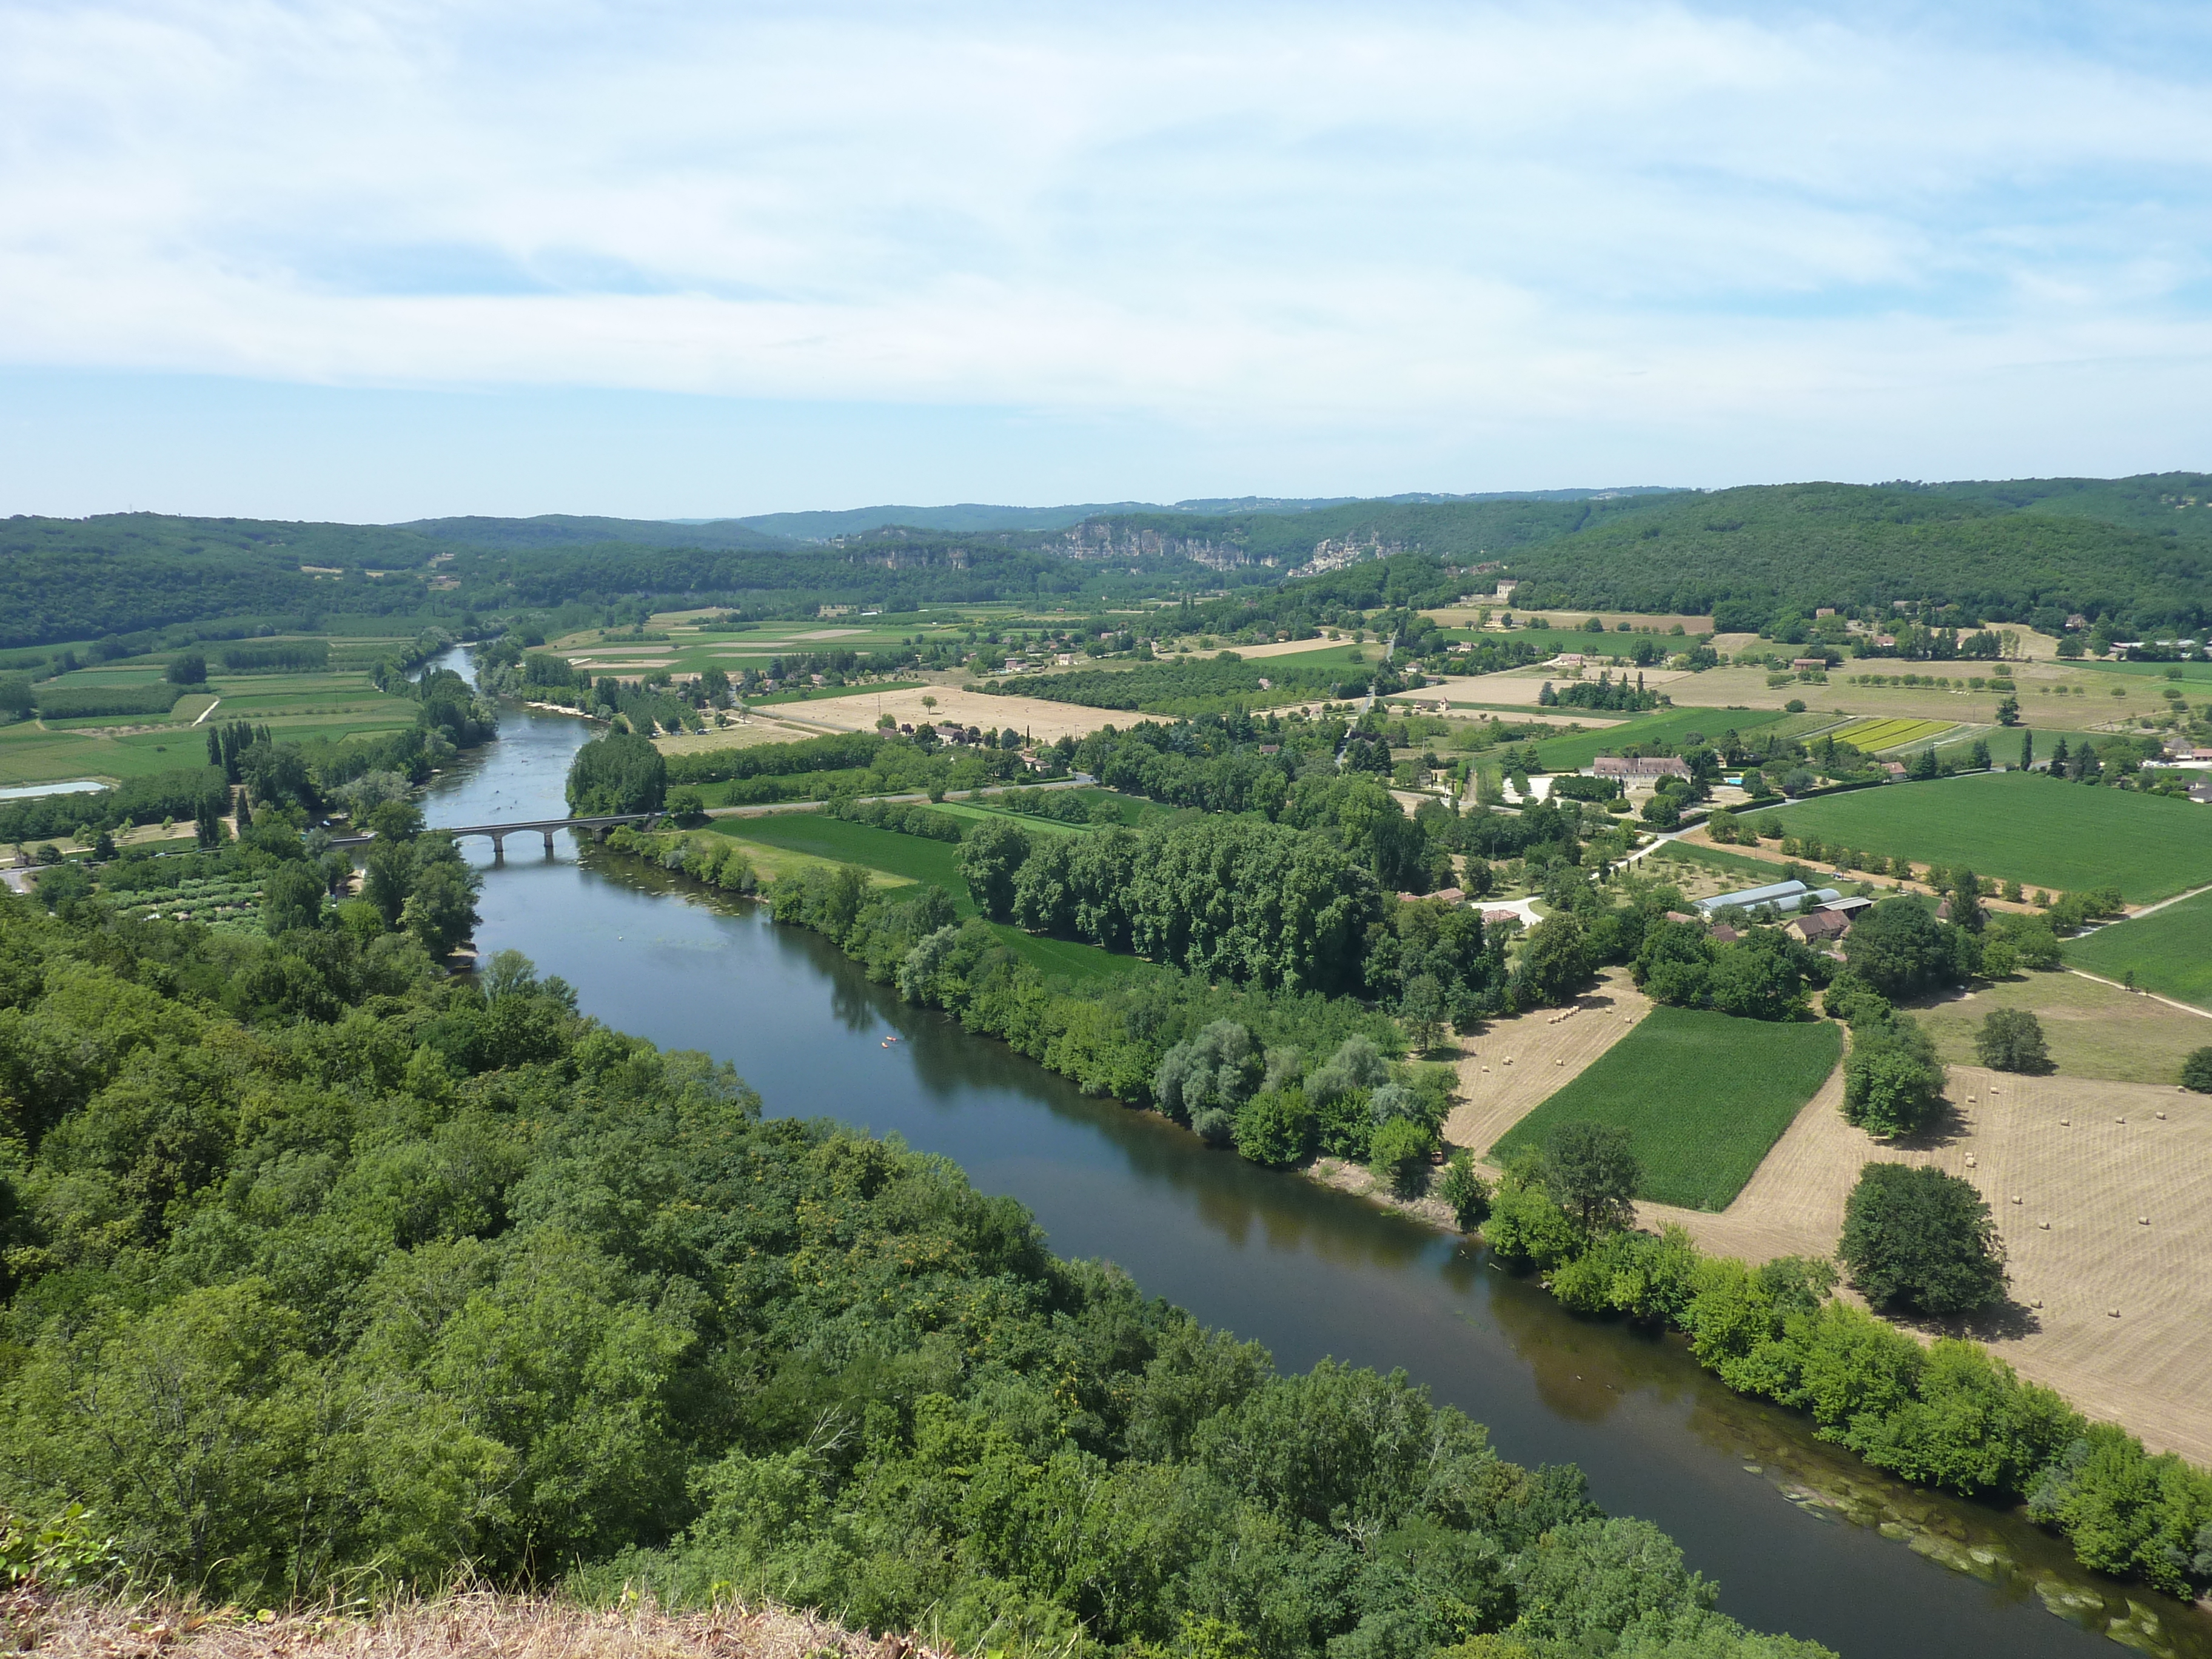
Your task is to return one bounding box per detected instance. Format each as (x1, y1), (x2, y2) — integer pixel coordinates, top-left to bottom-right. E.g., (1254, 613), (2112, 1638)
(0, 668), (422, 786)
(1635, 1063), (2212, 1466)
(1448, 968), (1654, 1156)
(1908, 971), (2212, 1085)
(709, 811), (1134, 983)
(1492, 1006), (1844, 1210)
(1773, 771), (2212, 903)
(1533, 706), (1785, 771)
(2064, 888), (2212, 1009)
(749, 680), (924, 708)
(1828, 716), (1960, 751)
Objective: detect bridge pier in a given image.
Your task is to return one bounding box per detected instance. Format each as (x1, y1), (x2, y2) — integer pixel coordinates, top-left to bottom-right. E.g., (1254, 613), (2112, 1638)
(488, 833), (505, 862)
(543, 829), (557, 854)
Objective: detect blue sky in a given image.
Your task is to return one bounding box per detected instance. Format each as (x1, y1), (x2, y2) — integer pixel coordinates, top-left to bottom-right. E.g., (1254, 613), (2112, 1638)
(2, 0), (2208, 520)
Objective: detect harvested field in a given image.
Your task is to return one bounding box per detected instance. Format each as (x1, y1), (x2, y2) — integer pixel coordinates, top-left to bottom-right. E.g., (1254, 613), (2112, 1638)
(7, 1590), (942, 1659)
(654, 718), (827, 754)
(1640, 1066), (2212, 1466)
(1446, 968), (1653, 1155)
(800, 683), (1126, 744)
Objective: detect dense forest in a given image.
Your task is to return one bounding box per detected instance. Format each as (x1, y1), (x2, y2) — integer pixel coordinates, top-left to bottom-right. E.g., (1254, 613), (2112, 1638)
(0, 894), (1834, 1658)
(6, 472), (2208, 649)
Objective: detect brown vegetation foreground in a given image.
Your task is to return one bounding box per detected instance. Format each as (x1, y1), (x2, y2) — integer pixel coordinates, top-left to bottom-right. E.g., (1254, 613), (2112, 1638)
(2, 1590), (948, 1659)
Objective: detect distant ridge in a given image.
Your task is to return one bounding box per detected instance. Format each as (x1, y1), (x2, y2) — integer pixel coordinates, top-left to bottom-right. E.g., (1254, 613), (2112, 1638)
(727, 487), (1677, 542)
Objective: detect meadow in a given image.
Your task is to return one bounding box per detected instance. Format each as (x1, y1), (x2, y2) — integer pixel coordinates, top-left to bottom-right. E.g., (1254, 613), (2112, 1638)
(1492, 1006), (1843, 1210)
(709, 810), (1133, 982)
(1773, 771), (2212, 903)
(2063, 889), (2212, 1010)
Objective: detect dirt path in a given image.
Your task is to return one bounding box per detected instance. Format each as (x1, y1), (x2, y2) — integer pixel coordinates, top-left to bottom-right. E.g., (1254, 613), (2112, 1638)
(1640, 1067), (2212, 1465)
(1446, 967), (1654, 1156)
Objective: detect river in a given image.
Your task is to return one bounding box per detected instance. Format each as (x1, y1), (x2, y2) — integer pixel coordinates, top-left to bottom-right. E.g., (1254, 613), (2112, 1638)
(421, 658), (2210, 1659)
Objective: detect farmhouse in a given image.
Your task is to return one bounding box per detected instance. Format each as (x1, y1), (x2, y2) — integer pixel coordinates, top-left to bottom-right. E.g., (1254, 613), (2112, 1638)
(1786, 908), (1852, 945)
(1590, 755), (1692, 782)
(1790, 657), (1829, 671)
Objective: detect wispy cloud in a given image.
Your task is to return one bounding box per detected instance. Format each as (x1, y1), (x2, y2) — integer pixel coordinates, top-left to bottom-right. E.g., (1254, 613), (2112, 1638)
(2, 0), (2209, 510)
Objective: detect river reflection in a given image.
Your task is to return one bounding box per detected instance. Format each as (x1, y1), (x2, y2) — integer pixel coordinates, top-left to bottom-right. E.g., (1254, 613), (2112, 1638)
(420, 674), (2210, 1659)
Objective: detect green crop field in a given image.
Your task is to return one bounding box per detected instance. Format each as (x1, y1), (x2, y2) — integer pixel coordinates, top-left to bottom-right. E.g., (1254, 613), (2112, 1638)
(1771, 772), (2212, 903)
(711, 811), (1133, 983)
(2064, 890), (2212, 1010)
(1534, 706), (1785, 772)
(1492, 1007), (1843, 1210)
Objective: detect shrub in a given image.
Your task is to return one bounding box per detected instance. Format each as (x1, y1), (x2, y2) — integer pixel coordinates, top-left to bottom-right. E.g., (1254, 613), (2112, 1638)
(1438, 1150), (1489, 1229)
(1369, 1117), (1435, 1198)
(1840, 1162), (2007, 1318)
(1232, 1088), (1315, 1167)
(1481, 1175), (1583, 1271)
(1974, 1008), (2051, 1073)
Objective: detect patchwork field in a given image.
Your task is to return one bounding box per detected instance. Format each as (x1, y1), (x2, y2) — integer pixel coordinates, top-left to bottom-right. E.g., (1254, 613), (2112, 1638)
(0, 666), (424, 786)
(1774, 771), (2212, 903)
(2065, 888), (2212, 1009)
(1638, 1065), (2212, 1466)
(1491, 1007), (1844, 1211)
(1828, 716), (1960, 752)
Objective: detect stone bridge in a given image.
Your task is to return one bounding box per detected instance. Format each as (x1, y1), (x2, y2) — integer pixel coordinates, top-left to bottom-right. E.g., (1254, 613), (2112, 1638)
(330, 812), (664, 858)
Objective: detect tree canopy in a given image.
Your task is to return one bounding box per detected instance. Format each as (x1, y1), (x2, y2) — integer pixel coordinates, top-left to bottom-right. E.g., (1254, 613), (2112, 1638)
(1840, 1163), (2009, 1318)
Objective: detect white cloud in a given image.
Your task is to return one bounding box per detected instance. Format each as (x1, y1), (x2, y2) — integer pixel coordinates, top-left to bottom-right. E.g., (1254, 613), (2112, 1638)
(3, 0), (2211, 500)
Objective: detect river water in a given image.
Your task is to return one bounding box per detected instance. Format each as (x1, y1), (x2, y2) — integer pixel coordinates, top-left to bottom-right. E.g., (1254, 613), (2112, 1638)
(421, 660), (2210, 1659)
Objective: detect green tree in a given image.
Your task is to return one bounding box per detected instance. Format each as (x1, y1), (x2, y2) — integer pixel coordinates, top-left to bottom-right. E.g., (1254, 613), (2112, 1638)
(1438, 1150), (1490, 1230)
(1400, 973), (1447, 1053)
(1842, 1016), (1946, 1138)
(1840, 1162), (2007, 1318)
(164, 652), (207, 686)
(955, 817), (1031, 922)
(1974, 1008), (2051, 1073)
(2181, 1047), (2212, 1093)
(401, 859), (480, 955)
(1517, 913), (1592, 1007)
(566, 732), (667, 815)
(1844, 897), (1957, 1000)
(1369, 1116), (1435, 1198)
(261, 862), (327, 936)
(1542, 1121), (1640, 1233)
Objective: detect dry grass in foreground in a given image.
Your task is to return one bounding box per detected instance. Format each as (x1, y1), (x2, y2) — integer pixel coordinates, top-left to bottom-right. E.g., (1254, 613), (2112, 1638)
(2, 1589), (953, 1659)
